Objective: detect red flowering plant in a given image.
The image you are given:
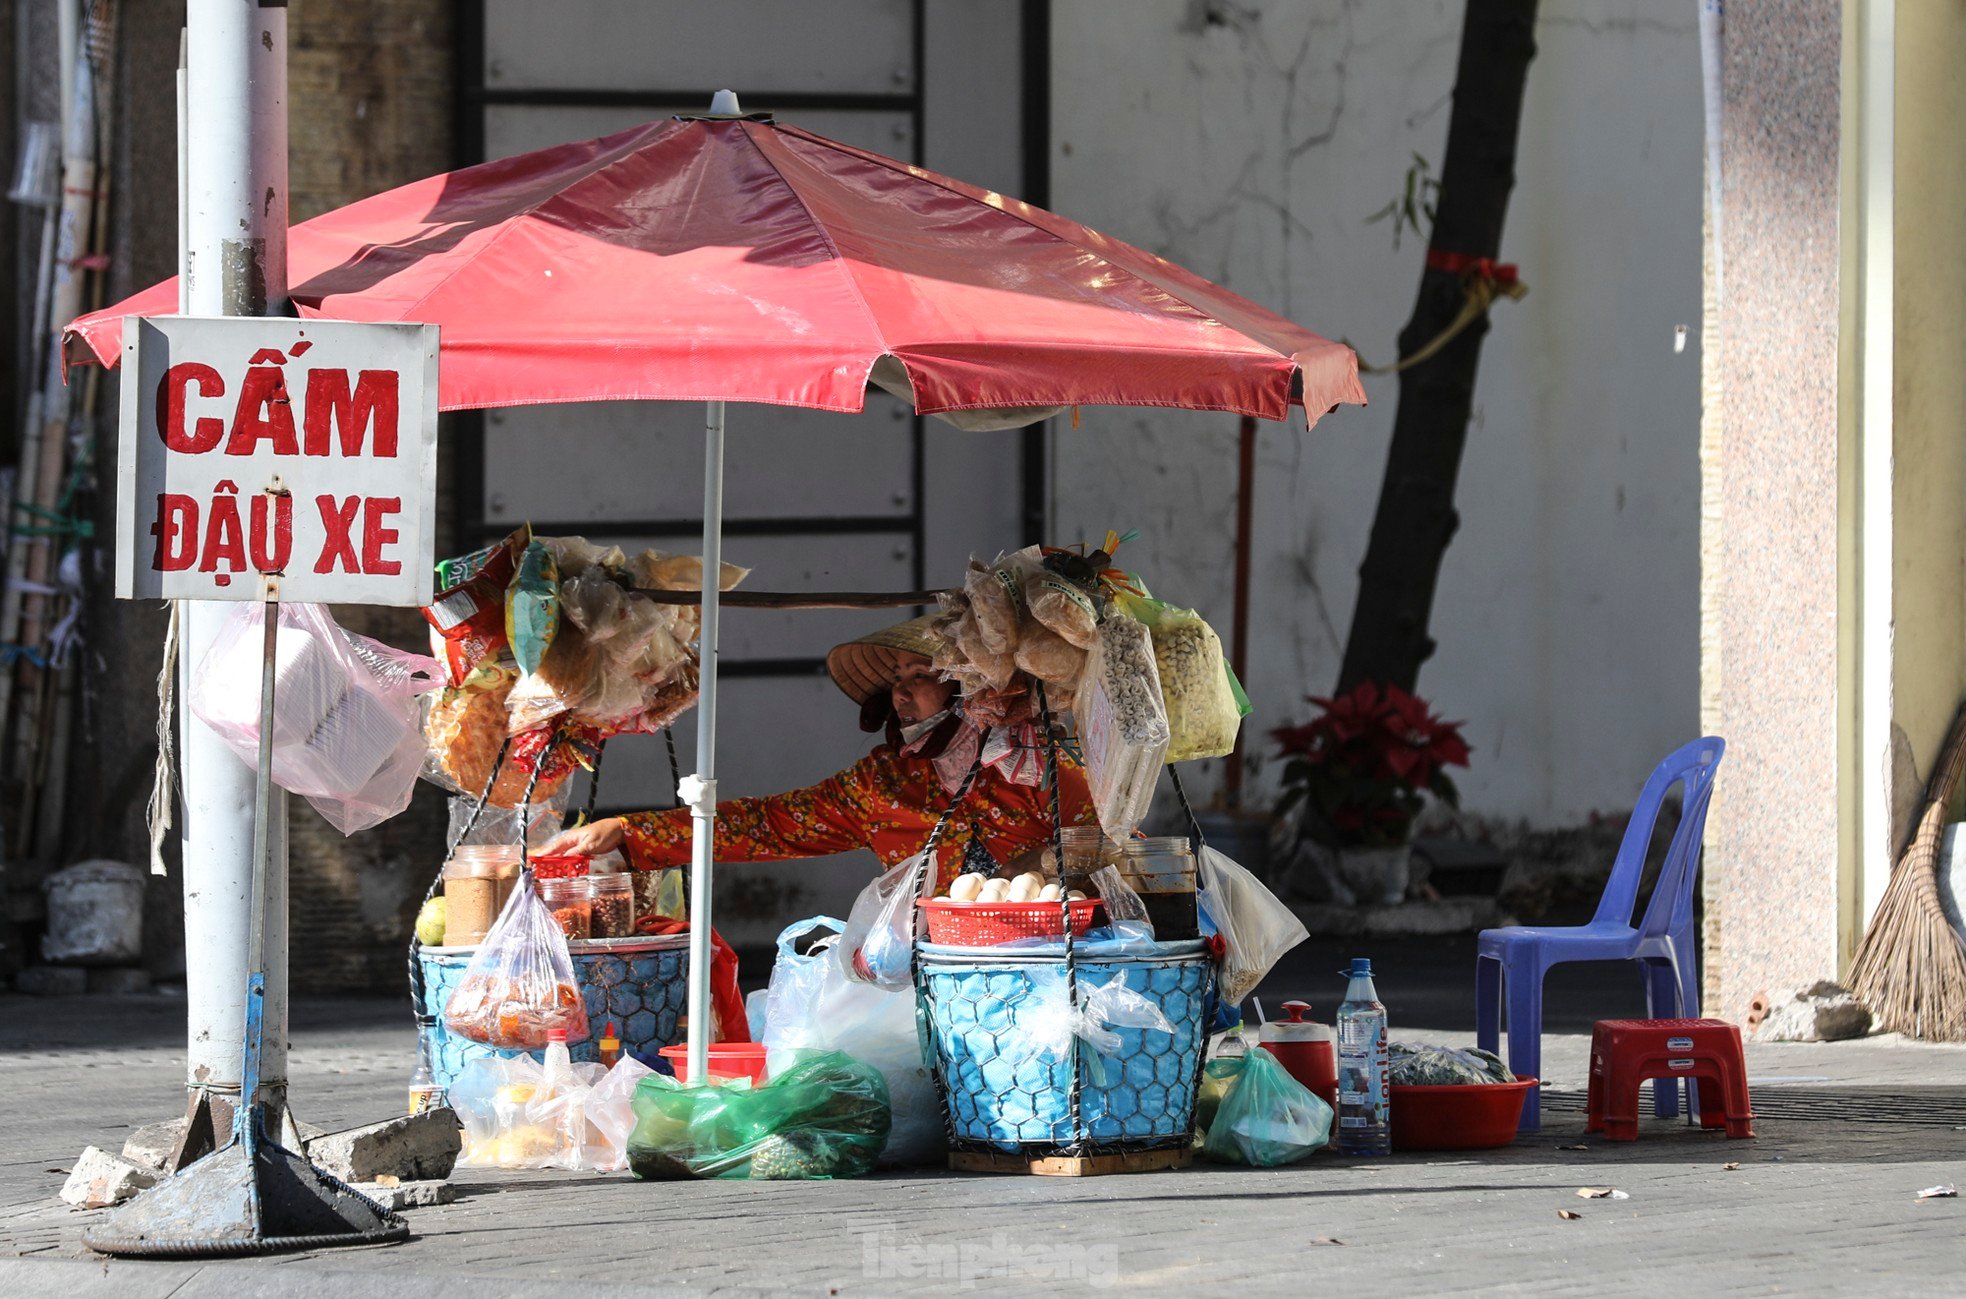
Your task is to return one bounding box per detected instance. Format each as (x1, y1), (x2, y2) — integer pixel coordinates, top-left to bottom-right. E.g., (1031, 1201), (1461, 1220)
(1272, 682), (1472, 849)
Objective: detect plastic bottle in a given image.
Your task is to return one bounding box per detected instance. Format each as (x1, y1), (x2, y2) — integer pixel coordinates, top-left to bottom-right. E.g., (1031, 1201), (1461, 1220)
(542, 1025), (573, 1096)
(408, 1018), (443, 1115)
(1335, 958), (1391, 1155)
(598, 1021), (622, 1070)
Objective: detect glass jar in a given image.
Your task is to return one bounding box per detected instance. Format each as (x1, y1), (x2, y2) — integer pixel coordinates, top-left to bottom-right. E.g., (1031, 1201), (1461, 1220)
(441, 844), (522, 946)
(589, 874), (635, 939)
(538, 876), (592, 940)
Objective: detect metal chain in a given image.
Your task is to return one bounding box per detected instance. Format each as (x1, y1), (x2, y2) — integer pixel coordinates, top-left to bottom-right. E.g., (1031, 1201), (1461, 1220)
(1033, 680), (1085, 1154)
(664, 725), (683, 809)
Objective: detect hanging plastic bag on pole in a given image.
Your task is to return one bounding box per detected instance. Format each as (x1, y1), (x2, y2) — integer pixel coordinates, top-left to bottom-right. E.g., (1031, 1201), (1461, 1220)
(443, 871), (590, 1049)
(189, 601), (441, 834)
(756, 916), (944, 1165)
(836, 853), (933, 989)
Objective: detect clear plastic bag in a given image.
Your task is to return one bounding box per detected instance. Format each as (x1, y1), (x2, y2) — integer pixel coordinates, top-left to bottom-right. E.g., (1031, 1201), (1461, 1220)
(1076, 613), (1169, 838)
(1199, 1046), (1331, 1167)
(189, 602), (441, 834)
(451, 1051), (649, 1171)
(626, 1049), (892, 1180)
(757, 917), (944, 1166)
(447, 790), (569, 850)
(443, 872), (590, 1049)
(1136, 601), (1241, 763)
(1196, 846), (1308, 1003)
(836, 853), (933, 989)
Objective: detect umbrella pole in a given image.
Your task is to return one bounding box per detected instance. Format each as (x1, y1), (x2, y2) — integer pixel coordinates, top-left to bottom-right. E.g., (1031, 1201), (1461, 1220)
(684, 399), (726, 1084)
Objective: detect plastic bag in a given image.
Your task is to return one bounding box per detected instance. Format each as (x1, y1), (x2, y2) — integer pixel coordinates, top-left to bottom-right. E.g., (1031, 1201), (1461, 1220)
(1076, 613), (1169, 838)
(447, 790), (569, 850)
(189, 602), (441, 834)
(1006, 971), (1177, 1089)
(1196, 846), (1308, 1003)
(443, 872), (590, 1048)
(1200, 1046), (1331, 1166)
(1389, 1041), (1514, 1086)
(452, 1051), (648, 1170)
(626, 1049), (891, 1180)
(1089, 863), (1152, 930)
(425, 527), (527, 686)
(1136, 601), (1240, 763)
(756, 916), (944, 1166)
(837, 853), (933, 989)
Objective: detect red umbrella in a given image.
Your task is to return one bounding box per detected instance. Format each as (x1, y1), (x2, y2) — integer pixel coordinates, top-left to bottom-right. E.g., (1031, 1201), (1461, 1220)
(66, 114), (1364, 424)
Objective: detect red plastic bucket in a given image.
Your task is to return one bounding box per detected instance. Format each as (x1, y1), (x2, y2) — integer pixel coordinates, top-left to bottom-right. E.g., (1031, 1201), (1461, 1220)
(1389, 1076), (1538, 1150)
(658, 1043), (769, 1085)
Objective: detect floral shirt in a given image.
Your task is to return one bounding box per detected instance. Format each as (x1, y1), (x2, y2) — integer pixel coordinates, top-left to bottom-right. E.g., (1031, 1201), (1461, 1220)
(620, 742), (1098, 888)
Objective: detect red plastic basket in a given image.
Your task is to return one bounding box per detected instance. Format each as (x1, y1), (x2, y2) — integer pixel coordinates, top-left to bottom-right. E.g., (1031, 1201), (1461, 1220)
(529, 853), (591, 880)
(1389, 1076), (1538, 1150)
(920, 898), (1102, 946)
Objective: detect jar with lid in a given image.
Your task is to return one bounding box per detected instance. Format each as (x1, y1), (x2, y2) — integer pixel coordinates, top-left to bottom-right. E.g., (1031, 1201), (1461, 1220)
(538, 876), (592, 940)
(588, 874), (635, 939)
(1118, 837), (1199, 940)
(441, 844), (522, 946)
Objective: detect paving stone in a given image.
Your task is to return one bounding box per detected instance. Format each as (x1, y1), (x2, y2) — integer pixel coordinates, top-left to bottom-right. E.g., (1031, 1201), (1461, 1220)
(346, 1178), (455, 1211)
(58, 1145), (157, 1209)
(305, 1108), (461, 1183)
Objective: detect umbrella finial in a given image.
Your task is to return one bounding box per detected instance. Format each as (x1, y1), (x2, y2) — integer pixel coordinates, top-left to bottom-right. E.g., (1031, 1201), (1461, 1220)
(709, 89), (742, 116)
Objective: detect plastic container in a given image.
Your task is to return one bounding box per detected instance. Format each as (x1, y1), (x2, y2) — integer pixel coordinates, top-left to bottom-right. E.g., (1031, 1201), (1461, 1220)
(1389, 1076), (1538, 1150)
(1258, 1000), (1337, 1111)
(659, 1042), (770, 1085)
(589, 874), (636, 939)
(441, 845), (522, 947)
(1118, 837), (1199, 941)
(920, 898), (1102, 946)
(539, 876), (592, 940)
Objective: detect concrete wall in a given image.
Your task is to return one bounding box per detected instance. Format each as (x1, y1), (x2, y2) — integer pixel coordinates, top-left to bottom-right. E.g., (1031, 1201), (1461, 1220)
(1704, 0), (1842, 1020)
(1049, 0), (1704, 827)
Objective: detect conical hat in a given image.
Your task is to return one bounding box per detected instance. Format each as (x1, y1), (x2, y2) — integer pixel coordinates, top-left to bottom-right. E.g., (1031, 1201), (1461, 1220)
(825, 615), (942, 704)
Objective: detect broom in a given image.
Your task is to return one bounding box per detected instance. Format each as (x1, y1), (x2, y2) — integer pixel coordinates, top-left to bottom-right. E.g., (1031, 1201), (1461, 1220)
(1847, 702), (1966, 1039)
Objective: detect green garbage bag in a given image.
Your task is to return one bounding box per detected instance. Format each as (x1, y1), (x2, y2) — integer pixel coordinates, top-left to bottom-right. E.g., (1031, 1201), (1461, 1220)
(626, 1050), (892, 1181)
(1194, 1055), (1245, 1136)
(1199, 1047), (1331, 1167)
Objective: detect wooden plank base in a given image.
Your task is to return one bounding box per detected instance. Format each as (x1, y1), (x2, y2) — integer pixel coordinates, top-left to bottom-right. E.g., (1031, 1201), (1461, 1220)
(948, 1147), (1193, 1178)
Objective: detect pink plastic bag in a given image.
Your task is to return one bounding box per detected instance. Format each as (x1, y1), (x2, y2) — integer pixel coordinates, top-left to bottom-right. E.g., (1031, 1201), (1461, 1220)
(188, 602), (441, 834)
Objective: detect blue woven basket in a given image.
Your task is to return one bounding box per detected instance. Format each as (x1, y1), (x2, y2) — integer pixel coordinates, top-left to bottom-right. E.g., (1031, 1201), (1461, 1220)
(416, 934), (689, 1090)
(916, 941), (1215, 1151)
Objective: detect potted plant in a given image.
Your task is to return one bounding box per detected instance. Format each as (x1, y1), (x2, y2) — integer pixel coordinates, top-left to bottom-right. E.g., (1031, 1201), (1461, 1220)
(1272, 682), (1471, 905)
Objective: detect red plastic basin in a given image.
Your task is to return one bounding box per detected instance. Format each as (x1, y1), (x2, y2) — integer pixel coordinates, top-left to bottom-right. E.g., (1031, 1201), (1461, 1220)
(1389, 1076), (1538, 1150)
(658, 1043), (769, 1085)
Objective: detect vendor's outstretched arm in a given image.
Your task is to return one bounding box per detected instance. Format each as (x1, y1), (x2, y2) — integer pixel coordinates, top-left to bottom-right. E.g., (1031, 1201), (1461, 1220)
(617, 758), (877, 870)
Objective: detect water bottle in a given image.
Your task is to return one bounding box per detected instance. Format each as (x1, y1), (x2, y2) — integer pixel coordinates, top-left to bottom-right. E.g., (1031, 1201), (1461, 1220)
(1336, 958), (1391, 1155)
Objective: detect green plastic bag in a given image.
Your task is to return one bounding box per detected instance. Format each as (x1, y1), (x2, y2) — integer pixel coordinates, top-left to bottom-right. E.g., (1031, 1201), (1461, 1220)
(626, 1049), (892, 1180)
(1200, 1047), (1331, 1167)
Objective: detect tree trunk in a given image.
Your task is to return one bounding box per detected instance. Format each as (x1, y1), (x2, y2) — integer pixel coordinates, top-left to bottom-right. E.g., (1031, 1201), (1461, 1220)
(1336, 0), (1540, 693)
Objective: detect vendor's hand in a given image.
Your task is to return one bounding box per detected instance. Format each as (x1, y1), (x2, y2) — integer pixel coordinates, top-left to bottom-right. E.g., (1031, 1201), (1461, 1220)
(539, 817), (626, 858)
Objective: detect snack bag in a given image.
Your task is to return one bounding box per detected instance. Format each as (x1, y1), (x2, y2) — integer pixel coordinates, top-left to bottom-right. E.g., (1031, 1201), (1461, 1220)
(443, 870), (590, 1049)
(1075, 613), (1169, 838)
(425, 527), (527, 686)
(1139, 602), (1241, 762)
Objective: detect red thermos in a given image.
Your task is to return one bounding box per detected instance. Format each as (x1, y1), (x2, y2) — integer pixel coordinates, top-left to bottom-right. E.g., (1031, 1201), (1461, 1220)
(1258, 1000), (1338, 1111)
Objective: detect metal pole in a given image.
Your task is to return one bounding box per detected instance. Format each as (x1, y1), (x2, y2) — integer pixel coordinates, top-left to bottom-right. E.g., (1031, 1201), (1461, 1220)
(684, 398), (726, 1084)
(180, 0), (289, 1117)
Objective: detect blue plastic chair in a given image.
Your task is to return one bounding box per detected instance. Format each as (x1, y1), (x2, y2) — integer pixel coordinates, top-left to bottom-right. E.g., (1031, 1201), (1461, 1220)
(1475, 737), (1725, 1132)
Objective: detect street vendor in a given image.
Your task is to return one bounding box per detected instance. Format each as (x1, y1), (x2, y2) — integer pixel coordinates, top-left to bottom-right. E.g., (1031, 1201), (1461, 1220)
(540, 616), (1098, 886)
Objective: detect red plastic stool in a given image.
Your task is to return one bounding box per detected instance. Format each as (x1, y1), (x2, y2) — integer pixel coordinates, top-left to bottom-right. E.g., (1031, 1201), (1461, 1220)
(1587, 1018), (1755, 1141)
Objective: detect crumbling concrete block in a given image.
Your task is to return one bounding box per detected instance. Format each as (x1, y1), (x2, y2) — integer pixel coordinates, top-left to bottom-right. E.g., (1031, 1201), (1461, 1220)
(16, 965), (86, 996)
(306, 1107), (460, 1183)
(60, 1146), (158, 1209)
(1753, 980), (1875, 1042)
(120, 1120), (185, 1174)
(348, 1178), (455, 1211)
(87, 967), (152, 995)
